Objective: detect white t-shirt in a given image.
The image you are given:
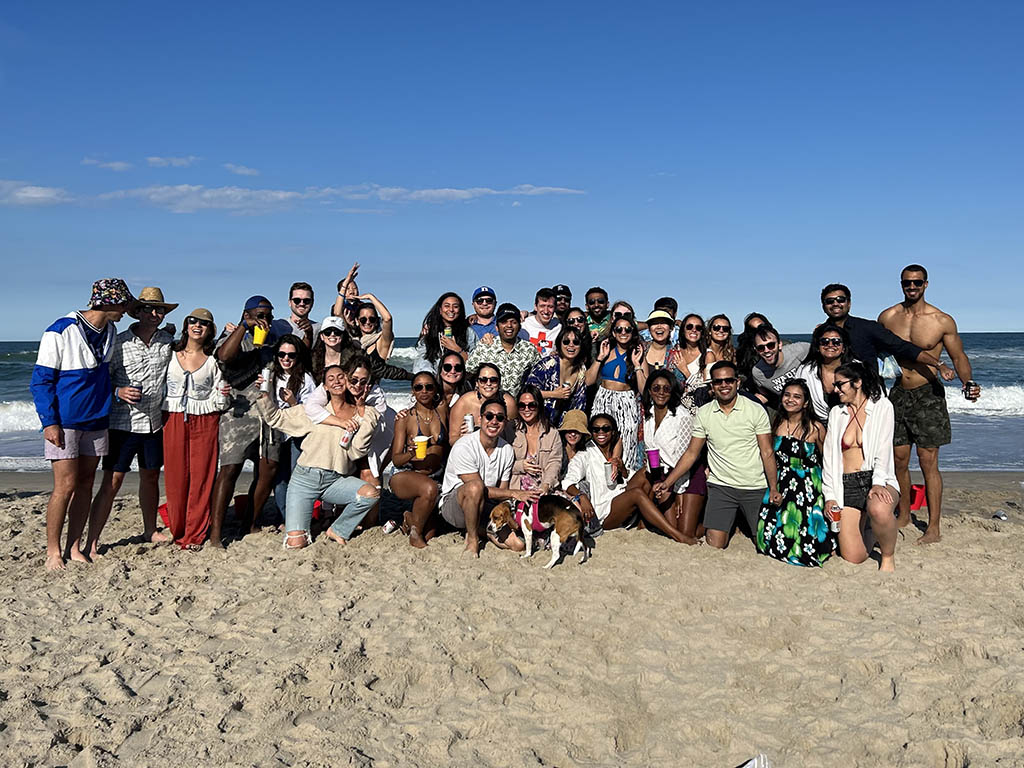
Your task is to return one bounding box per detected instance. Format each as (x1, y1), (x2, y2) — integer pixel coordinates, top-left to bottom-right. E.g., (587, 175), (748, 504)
(521, 315), (562, 357)
(439, 432), (514, 504)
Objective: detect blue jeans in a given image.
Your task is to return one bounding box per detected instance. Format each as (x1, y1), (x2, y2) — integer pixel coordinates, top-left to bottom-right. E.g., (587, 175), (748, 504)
(285, 464), (376, 540)
(274, 438), (301, 520)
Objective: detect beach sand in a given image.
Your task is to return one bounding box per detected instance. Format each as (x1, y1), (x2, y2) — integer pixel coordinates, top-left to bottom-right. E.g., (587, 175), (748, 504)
(1, 471), (1022, 767)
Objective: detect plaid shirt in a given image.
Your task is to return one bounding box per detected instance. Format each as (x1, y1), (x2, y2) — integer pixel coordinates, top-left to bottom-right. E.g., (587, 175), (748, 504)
(465, 338), (539, 396)
(108, 326), (174, 433)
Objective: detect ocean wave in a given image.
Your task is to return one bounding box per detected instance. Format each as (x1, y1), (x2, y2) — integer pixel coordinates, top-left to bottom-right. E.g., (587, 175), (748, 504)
(386, 347), (419, 363)
(944, 385), (1024, 417)
(0, 401), (41, 432)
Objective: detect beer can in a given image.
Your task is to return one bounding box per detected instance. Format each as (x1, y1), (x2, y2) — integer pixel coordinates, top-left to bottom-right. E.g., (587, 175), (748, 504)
(339, 427), (355, 448)
(463, 414), (475, 434)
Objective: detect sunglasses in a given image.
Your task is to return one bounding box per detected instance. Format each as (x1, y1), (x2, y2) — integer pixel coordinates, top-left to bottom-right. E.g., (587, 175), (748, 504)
(591, 424), (613, 433)
(357, 316), (378, 325)
(755, 341), (778, 352)
(819, 337), (844, 347)
(712, 324), (731, 332)
(650, 385), (673, 394)
(517, 400), (537, 410)
(277, 351), (296, 360)
(253, 312), (272, 321)
(140, 305), (167, 315)
(482, 411), (506, 422)
(567, 317), (586, 325)
(613, 311), (633, 320)
(186, 317), (211, 327)
(613, 326), (633, 335)
(474, 296), (495, 304)
(586, 298), (606, 306)
(413, 382), (436, 392)
(477, 375), (499, 385)
(347, 377), (370, 388)
(712, 377), (738, 385)
(901, 279), (925, 288)
(683, 323), (703, 331)
(442, 363), (465, 373)
(823, 296), (848, 306)
(291, 297), (313, 305)
(321, 328), (343, 337)
(834, 379), (852, 390)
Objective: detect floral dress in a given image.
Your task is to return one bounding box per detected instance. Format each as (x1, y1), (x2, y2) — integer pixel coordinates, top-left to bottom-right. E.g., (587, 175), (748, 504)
(756, 435), (836, 567)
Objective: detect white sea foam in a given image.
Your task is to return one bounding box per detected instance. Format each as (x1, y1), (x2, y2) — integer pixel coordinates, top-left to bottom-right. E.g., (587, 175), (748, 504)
(386, 347), (419, 363)
(944, 385), (1024, 417)
(0, 401), (41, 432)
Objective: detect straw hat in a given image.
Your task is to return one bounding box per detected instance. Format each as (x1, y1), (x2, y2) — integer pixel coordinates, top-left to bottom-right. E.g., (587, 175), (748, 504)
(558, 409), (590, 435)
(129, 286), (178, 318)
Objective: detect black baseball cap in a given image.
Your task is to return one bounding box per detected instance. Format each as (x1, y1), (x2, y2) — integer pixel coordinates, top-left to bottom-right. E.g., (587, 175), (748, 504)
(496, 302), (520, 322)
(552, 284), (572, 298)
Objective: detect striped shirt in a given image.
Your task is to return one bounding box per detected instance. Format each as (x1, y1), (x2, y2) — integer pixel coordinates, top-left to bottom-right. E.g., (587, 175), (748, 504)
(108, 326), (175, 433)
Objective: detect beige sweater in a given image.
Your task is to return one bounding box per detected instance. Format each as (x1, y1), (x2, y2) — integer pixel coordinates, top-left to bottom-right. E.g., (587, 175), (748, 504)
(256, 395), (379, 476)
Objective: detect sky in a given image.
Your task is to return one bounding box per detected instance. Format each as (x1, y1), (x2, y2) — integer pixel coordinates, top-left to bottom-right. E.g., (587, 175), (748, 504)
(1, 1), (1021, 340)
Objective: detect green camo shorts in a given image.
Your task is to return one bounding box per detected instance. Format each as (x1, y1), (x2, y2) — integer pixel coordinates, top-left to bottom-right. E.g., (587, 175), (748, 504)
(889, 381), (951, 449)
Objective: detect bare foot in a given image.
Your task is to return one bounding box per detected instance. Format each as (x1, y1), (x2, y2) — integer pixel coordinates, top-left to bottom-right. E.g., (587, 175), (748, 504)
(678, 534), (700, 545)
(66, 548), (91, 564)
(45, 552), (66, 571)
(325, 529), (348, 545)
(879, 555), (896, 572)
(87, 546), (104, 559)
(146, 530), (171, 544)
(463, 535), (481, 557)
(895, 513), (912, 528)
(408, 526), (428, 549)
(915, 528), (941, 545)
(208, 538), (225, 550)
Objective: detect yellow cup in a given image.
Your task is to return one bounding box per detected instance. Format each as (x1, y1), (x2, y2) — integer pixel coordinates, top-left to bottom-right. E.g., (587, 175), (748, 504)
(251, 326), (268, 346)
(414, 435), (429, 459)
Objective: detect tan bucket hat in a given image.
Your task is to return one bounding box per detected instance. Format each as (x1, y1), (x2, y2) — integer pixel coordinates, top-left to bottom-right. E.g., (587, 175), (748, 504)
(129, 286), (179, 318)
(558, 409), (591, 435)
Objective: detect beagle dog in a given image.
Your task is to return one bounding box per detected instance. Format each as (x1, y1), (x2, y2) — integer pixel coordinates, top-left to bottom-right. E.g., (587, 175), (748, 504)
(487, 493), (591, 568)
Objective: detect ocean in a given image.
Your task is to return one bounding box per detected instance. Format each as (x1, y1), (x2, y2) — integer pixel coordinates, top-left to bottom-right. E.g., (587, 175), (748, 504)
(2, 333), (1021, 472)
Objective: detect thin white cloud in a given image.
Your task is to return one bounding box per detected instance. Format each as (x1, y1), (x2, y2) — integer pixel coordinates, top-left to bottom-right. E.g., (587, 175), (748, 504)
(0, 179), (73, 205)
(81, 157), (133, 171)
(327, 182), (585, 203)
(650, 171), (676, 178)
(146, 155), (200, 168)
(336, 207), (392, 215)
(224, 163), (260, 176)
(98, 184), (328, 214)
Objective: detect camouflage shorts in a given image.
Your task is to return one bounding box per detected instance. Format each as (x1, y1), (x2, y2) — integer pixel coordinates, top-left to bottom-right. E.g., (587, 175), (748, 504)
(219, 396), (281, 466)
(889, 381), (951, 448)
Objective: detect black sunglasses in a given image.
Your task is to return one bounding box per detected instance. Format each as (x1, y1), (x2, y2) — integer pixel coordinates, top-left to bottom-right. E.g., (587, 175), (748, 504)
(358, 316), (378, 325)
(650, 385), (673, 394)
(140, 305), (167, 315)
(613, 311), (633, 320)
(586, 298), (606, 306)
(253, 312), (272, 321)
(591, 424), (613, 433)
(567, 317), (586, 325)
(517, 400), (537, 409)
(819, 337), (844, 347)
(823, 296), (848, 306)
(755, 341), (778, 352)
(413, 382), (436, 392)
(684, 323), (703, 331)
(712, 377), (737, 385)
(711, 324), (731, 332)
(277, 351), (297, 359)
(901, 279), (925, 288)
(291, 297), (313, 305)
(474, 296), (495, 304)
(477, 375), (499, 385)
(442, 363), (465, 373)
(612, 326), (633, 335)
(482, 411), (506, 422)
(186, 317), (211, 327)
(321, 328), (343, 337)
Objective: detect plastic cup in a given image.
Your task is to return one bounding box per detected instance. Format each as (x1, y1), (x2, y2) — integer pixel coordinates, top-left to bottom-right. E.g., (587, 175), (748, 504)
(252, 325), (268, 346)
(646, 448), (661, 470)
(414, 435), (429, 459)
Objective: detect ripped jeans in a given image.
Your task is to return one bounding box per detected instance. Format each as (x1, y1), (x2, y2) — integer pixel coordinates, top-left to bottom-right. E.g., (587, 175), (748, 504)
(285, 464), (377, 540)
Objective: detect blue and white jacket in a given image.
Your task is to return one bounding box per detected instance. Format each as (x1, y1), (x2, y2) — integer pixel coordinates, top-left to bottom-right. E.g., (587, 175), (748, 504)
(31, 313), (117, 430)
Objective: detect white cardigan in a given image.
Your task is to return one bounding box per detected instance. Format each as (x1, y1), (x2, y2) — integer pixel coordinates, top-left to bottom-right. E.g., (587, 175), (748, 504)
(822, 397), (897, 507)
(561, 443), (635, 522)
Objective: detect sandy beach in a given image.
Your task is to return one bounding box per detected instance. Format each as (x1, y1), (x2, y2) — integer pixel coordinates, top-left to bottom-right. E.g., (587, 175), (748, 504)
(1, 470), (1022, 767)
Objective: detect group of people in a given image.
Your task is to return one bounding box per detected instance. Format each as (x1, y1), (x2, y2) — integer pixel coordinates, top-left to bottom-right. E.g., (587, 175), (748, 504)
(31, 264), (980, 572)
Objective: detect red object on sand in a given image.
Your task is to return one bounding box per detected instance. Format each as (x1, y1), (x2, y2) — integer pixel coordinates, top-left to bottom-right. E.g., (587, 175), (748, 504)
(910, 483), (927, 511)
(158, 502), (171, 529)
(312, 500), (322, 521)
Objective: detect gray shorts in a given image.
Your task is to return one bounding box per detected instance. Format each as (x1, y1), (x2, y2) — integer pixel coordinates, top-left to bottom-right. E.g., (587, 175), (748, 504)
(219, 407), (280, 466)
(439, 488), (498, 530)
(44, 428), (108, 461)
(704, 483), (766, 534)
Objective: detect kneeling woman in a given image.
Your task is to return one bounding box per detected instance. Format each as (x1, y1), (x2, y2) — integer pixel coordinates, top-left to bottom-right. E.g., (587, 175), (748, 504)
(822, 361), (899, 572)
(389, 372), (447, 548)
(561, 413), (690, 542)
(257, 362), (380, 549)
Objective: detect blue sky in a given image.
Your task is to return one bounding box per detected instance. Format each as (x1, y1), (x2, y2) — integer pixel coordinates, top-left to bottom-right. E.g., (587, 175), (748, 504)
(2, 1), (1021, 339)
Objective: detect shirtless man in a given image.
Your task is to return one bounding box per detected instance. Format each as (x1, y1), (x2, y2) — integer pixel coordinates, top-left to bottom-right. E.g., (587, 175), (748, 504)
(878, 264), (980, 544)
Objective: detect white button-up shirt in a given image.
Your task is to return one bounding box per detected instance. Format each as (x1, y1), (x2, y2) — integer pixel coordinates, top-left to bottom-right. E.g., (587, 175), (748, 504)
(108, 326), (174, 433)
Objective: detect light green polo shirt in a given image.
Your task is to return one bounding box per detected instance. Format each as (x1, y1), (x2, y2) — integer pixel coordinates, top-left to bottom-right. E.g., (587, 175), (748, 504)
(692, 396), (772, 489)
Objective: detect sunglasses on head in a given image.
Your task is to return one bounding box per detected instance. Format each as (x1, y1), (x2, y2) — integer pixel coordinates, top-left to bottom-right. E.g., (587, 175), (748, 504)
(712, 324), (731, 332)
(613, 311), (633, 320)
(321, 328), (343, 337)
(712, 376), (737, 385)
(442, 362), (464, 373)
(823, 296), (848, 306)
(291, 297), (313, 305)
(591, 424), (613, 433)
(755, 341), (778, 352)
(901, 279), (925, 288)
(186, 317), (211, 327)
(277, 351), (296, 359)
(819, 337), (843, 347)
(477, 375), (499, 385)
(482, 411), (506, 422)
(684, 323), (703, 331)
(413, 382), (436, 392)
